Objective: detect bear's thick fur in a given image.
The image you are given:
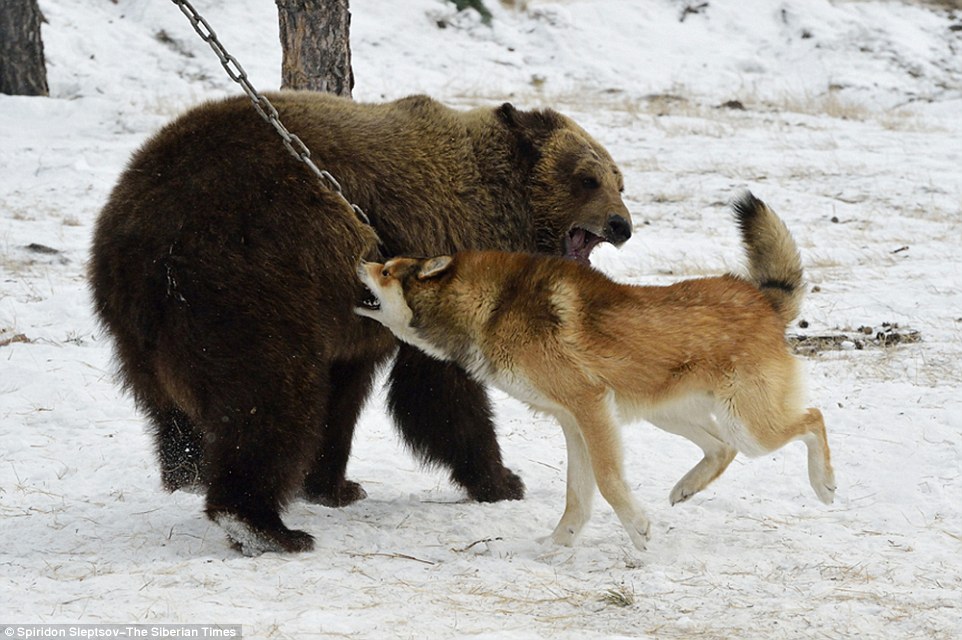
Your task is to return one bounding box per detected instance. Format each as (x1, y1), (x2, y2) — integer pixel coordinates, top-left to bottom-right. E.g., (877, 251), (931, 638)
(90, 91), (632, 555)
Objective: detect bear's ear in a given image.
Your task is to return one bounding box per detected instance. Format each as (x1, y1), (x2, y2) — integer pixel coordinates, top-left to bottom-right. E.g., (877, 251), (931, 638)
(496, 103), (522, 127)
(417, 255), (453, 280)
(496, 103), (563, 145)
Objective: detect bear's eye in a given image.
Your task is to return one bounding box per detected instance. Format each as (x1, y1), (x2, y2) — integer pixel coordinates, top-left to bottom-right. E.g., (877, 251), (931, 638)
(581, 177), (600, 190)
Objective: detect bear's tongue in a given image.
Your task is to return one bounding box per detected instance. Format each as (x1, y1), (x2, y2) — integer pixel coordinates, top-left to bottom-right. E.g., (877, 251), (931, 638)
(564, 227), (604, 265)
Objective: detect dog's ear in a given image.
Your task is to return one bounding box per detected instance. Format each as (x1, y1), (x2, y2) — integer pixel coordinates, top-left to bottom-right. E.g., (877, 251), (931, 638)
(417, 256), (453, 280)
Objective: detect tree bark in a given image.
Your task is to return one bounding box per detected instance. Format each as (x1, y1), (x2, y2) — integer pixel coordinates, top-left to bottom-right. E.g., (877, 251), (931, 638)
(0, 0), (49, 96)
(276, 0), (354, 97)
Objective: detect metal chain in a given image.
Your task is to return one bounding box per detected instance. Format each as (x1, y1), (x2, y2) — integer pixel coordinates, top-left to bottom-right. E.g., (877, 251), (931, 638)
(170, 0), (371, 227)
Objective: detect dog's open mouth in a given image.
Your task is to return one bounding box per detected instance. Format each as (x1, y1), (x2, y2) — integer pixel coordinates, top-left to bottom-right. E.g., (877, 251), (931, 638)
(359, 286), (381, 311)
(564, 227), (605, 265)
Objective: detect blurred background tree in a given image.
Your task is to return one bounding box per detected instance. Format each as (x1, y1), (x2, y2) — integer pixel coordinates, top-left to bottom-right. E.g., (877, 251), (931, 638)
(0, 0), (49, 96)
(276, 0), (354, 96)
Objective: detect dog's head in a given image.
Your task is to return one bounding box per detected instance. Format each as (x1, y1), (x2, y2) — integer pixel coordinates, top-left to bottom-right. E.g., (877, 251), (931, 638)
(355, 255), (455, 360)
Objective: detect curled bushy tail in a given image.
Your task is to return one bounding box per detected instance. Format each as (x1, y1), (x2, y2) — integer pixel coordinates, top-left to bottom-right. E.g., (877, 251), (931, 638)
(732, 191), (804, 326)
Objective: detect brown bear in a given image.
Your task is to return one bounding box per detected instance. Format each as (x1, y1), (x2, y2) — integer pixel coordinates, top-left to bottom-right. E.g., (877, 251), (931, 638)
(90, 91), (632, 555)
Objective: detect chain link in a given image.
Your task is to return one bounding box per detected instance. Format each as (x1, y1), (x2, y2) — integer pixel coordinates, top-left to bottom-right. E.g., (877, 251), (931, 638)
(170, 0), (371, 227)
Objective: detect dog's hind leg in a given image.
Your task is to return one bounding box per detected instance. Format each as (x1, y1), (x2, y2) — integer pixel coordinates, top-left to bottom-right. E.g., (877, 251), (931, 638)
(572, 402), (651, 551)
(645, 399), (737, 505)
(544, 412), (596, 547)
(798, 408), (836, 504)
(718, 376), (836, 504)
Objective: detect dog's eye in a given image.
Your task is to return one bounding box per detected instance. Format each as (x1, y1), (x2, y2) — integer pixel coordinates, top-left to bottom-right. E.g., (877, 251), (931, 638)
(381, 269), (389, 278)
(581, 177), (600, 190)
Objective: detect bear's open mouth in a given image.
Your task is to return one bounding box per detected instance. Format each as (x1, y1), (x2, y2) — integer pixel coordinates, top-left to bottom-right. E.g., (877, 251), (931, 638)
(359, 286), (381, 311)
(564, 227), (605, 265)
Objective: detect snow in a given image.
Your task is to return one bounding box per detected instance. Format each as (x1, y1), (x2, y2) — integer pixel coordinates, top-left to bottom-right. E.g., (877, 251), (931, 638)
(2, 0), (961, 637)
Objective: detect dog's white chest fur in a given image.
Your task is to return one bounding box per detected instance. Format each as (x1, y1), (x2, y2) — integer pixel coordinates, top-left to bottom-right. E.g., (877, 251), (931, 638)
(481, 358), (565, 415)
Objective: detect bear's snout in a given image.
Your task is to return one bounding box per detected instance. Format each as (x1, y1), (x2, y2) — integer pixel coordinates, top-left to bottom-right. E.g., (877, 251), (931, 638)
(604, 214), (632, 245)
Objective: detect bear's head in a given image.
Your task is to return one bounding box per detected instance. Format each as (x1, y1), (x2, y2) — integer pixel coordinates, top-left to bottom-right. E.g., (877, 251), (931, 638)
(498, 103), (632, 265)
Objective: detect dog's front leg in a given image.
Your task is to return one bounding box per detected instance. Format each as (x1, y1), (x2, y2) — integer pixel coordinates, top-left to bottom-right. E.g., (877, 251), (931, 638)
(543, 412), (596, 547)
(575, 403), (651, 551)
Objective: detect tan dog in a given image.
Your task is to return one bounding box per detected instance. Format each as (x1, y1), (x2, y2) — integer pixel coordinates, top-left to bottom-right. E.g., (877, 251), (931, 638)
(356, 192), (835, 550)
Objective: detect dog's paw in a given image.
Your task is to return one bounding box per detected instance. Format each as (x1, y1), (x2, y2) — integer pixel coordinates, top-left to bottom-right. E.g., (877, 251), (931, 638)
(539, 523), (580, 547)
(815, 481), (837, 505)
(624, 515), (651, 551)
(810, 466), (837, 505)
(551, 526), (578, 547)
(669, 482), (698, 506)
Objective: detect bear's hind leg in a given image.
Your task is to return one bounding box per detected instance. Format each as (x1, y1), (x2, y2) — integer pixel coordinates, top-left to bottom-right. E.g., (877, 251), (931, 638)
(302, 355), (388, 507)
(196, 350), (331, 555)
(150, 405), (207, 493)
(203, 401), (322, 556)
(387, 345), (524, 502)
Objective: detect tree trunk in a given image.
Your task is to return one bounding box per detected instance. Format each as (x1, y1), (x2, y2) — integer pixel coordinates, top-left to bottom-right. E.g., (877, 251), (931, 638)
(276, 0), (354, 97)
(0, 0), (49, 96)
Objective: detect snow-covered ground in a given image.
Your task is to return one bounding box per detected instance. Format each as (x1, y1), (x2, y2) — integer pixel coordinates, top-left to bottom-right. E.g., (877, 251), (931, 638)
(2, 1), (961, 637)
